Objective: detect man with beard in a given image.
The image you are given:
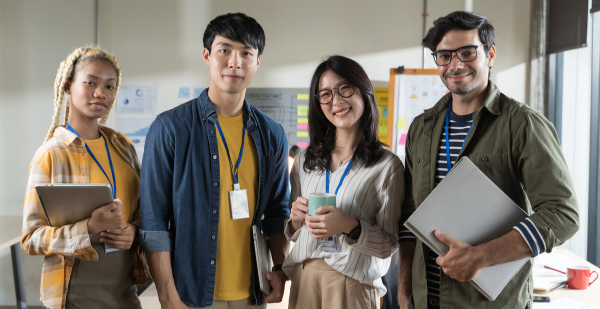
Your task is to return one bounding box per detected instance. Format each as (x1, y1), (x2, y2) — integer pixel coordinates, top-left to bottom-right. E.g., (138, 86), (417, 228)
(396, 11), (579, 309)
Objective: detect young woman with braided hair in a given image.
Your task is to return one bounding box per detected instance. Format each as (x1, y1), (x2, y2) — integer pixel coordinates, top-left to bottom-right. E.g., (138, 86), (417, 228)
(21, 46), (151, 309)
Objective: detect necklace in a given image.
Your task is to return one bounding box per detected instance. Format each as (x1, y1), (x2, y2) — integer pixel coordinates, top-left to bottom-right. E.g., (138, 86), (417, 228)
(333, 148), (354, 166)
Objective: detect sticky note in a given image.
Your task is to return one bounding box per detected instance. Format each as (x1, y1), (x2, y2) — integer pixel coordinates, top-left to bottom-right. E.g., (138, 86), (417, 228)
(379, 124), (387, 134)
(297, 124), (309, 130)
(297, 142), (309, 148)
(297, 131), (309, 137)
(397, 118), (406, 129)
(297, 105), (309, 116)
(179, 87), (190, 98)
(399, 134), (407, 145)
(193, 87), (203, 98)
(297, 94), (309, 100)
(298, 118), (308, 124)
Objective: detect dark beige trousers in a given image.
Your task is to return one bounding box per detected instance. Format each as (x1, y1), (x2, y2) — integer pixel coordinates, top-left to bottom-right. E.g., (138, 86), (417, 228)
(288, 258), (380, 309)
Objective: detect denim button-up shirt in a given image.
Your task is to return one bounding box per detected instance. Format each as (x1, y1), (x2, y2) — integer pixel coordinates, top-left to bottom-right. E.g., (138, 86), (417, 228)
(139, 89), (290, 308)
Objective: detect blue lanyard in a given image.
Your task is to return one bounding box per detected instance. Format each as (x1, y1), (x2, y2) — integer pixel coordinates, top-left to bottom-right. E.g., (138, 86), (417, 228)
(66, 124), (116, 199)
(326, 157), (353, 195)
(215, 107), (247, 185)
(444, 101), (473, 172)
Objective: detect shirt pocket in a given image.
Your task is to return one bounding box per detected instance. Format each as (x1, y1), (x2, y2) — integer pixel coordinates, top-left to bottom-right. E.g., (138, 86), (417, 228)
(468, 153), (508, 188)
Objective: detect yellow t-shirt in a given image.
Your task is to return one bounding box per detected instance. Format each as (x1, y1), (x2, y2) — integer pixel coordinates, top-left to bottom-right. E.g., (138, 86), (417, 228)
(84, 129), (139, 223)
(213, 113), (258, 301)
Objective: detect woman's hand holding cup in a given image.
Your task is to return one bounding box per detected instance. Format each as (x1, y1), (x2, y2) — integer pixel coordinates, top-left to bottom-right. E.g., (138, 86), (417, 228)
(290, 197), (309, 234)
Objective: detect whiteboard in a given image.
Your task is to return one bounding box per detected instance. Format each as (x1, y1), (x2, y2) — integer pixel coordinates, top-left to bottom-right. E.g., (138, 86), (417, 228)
(392, 74), (448, 162)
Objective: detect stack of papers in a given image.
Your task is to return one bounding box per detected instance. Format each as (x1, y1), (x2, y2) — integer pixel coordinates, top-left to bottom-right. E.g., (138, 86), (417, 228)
(532, 297), (600, 309)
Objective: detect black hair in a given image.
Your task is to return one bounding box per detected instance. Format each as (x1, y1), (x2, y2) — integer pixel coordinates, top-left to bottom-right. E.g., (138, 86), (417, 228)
(422, 11), (495, 54)
(203, 12), (266, 56)
(289, 145), (301, 159)
(304, 55), (385, 173)
(423, 11), (495, 79)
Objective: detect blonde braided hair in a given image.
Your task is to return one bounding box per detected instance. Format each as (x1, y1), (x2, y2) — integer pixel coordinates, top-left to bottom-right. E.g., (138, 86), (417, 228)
(45, 46), (122, 141)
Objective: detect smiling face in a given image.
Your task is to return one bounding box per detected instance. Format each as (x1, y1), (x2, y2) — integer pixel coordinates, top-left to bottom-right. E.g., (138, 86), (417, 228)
(66, 59), (117, 121)
(203, 35), (261, 95)
(318, 70), (365, 132)
(436, 29), (496, 95)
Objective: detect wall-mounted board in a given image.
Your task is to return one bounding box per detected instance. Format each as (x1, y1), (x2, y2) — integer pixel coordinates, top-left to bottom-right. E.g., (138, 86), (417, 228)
(387, 68), (449, 162)
(245, 88), (310, 151)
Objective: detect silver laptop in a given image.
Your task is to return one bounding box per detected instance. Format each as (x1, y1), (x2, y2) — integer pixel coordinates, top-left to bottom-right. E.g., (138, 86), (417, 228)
(35, 184), (113, 227)
(252, 225), (272, 295)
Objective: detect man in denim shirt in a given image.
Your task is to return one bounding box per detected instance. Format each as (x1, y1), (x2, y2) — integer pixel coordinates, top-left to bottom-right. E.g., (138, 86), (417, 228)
(139, 13), (290, 308)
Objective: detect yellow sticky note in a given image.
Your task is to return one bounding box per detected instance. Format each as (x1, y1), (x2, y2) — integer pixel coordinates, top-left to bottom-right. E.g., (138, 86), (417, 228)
(298, 118), (308, 124)
(297, 94), (309, 100)
(297, 131), (309, 137)
(397, 118), (406, 129)
(297, 105), (309, 116)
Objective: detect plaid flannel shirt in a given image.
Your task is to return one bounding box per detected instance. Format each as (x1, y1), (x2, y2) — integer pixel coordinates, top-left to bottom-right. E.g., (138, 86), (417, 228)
(21, 125), (152, 309)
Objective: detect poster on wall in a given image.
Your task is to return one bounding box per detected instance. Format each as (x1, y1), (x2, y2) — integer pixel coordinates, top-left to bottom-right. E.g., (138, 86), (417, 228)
(245, 88), (310, 151)
(116, 85), (159, 163)
(116, 117), (155, 162)
(393, 75), (448, 161)
(116, 85), (158, 115)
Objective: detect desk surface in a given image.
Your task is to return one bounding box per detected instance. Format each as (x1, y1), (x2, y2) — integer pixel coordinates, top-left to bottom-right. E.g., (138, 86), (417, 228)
(0, 215), (23, 252)
(534, 246), (600, 305)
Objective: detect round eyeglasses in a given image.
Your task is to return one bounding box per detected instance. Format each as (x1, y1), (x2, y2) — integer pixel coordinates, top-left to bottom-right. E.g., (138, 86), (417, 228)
(431, 45), (479, 66)
(315, 83), (355, 105)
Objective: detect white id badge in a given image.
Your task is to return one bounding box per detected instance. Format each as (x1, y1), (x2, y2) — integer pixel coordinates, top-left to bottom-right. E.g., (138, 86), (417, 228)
(229, 183), (250, 220)
(104, 243), (123, 254)
(320, 234), (341, 253)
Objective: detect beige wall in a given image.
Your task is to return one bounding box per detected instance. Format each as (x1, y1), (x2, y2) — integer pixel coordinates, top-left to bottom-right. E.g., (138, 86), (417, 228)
(0, 0), (530, 305)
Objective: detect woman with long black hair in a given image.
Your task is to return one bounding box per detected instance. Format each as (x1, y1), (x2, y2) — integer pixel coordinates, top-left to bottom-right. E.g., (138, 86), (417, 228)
(282, 55), (404, 309)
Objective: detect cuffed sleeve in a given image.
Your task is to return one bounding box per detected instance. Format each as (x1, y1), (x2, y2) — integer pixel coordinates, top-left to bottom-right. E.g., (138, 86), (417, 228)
(139, 116), (176, 252)
(261, 123), (291, 236)
(283, 217), (302, 241)
(513, 218), (547, 257)
(138, 229), (175, 252)
(398, 226), (417, 243)
(512, 111), (579, 253)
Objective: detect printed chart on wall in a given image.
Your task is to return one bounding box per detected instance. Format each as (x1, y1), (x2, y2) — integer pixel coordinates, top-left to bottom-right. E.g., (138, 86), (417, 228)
(245, 88), (310, 151)
(391, 71), (448, 162)
(115, 85), (158, 162)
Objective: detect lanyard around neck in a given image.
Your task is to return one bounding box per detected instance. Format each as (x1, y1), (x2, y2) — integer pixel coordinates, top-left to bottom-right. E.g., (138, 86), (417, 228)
(444, 101), (473, 173)
(326, 156), (353, 195)
(215, 107), (247, 185)
(67, 123), (116, 199)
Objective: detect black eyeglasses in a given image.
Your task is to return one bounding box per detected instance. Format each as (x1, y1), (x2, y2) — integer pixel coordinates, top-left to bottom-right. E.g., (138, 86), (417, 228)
(315, 83), (355, 105)
(431, 45), (480, 66)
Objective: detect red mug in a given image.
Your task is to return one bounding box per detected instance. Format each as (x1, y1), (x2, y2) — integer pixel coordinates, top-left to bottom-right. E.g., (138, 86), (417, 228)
(567, 265), (598, 290)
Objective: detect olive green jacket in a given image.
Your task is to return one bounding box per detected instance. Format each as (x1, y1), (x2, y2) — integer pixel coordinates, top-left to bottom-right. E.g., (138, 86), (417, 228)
(402, 81), (579, 309)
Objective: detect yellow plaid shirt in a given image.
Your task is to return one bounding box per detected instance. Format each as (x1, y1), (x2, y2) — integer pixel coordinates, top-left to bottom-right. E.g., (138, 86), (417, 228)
(21, 125), (152, 309)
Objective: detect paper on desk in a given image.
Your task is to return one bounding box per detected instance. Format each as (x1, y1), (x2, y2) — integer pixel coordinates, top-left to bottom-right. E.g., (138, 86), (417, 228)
(533, 276), (566, 292)
(533, 252), (576, 276)
(532, 297), (600, 309)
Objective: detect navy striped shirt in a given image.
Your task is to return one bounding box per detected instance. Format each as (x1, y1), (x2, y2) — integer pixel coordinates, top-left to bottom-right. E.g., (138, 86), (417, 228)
(399, 108), (546, 308)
